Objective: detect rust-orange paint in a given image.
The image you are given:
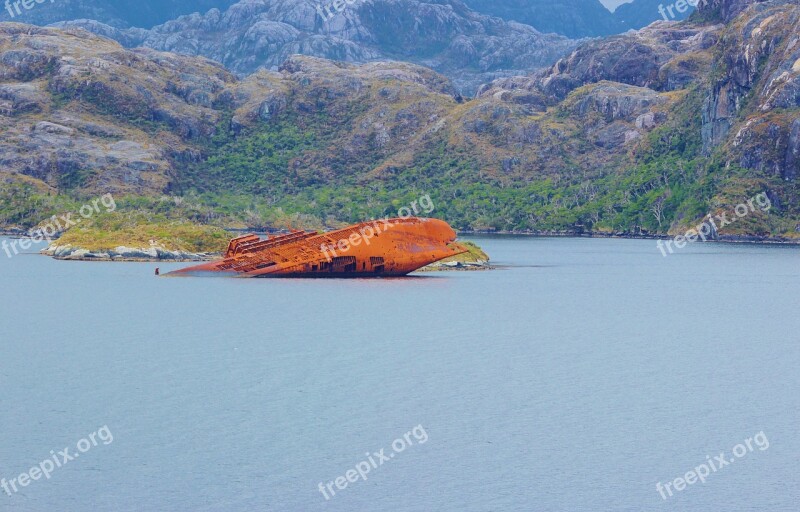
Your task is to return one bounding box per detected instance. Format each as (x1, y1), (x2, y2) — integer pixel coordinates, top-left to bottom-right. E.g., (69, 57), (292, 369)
(168, 217), (468, 278)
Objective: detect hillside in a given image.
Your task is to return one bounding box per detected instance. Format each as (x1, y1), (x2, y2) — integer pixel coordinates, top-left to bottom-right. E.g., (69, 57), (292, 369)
(1, 0), (799, 238)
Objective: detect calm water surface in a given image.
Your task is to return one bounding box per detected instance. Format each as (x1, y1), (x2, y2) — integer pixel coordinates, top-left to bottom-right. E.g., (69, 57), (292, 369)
(1, 235), (798, 511)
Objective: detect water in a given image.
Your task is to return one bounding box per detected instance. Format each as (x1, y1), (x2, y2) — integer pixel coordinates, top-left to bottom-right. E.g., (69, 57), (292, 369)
(1, 235), (798, 511)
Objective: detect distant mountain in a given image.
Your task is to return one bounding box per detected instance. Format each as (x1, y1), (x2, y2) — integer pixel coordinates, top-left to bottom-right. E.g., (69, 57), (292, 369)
(52, 0), (580, 95)
(0, 0), (690, 42)
(0, 0), (238, 28)
(614, 0), (694, 29)
(461, 0), (626, 37)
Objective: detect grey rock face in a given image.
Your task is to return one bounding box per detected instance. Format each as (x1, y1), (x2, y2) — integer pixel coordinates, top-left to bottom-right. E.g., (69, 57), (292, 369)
(702, 82), (739, 153)
(478, 22), (721, 103)
(696, 0), (769, 22)
(0, 82), (46, 115)
(703, 0), (800, 159)
(594, 122), (634, 148)
(570, 83), (666, 121)
(34, 121), (75, 135)
(54, 0), (580, 95)
(636, 112), (656, 130)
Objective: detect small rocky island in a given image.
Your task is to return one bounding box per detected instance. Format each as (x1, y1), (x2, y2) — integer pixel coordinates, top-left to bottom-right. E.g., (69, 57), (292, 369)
(41, 216), (230, 262)
(42, 243), (221, 262)
(40, 216), (491, 271)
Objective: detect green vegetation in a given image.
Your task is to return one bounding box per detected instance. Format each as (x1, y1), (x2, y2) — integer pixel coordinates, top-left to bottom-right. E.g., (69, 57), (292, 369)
(53, 212), (230, 253)
(439, 241), (489, 264)
(180, 121), (319, 194)
(0, 183), (76, 229)
(153, 86), (715, 235)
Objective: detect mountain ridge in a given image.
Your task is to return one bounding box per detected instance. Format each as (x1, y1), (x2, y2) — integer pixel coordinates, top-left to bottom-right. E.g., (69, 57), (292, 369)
(0, 0), (239, 28)
(50, 0), (581, 95)
(1, 0), (683, 37)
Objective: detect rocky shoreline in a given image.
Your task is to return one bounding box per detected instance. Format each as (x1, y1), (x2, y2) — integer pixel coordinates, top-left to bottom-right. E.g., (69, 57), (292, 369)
(458, 230), (800, 245)
(419, 260), (493, 272)
(41, 244), (220, 262)
(0, 228), (29, 237)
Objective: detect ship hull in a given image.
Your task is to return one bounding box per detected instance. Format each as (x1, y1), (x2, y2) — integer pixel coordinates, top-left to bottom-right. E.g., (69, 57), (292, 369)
(168, 217), (467, 278)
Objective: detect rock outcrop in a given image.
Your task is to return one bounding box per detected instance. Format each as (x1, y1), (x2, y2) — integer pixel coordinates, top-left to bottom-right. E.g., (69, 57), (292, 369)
(0, 23), (234, 194)
(703, 0), (800, 178)
(42, 243), (218, 261)
(695, 0), (770, 22)
(478, 22), (722, 101)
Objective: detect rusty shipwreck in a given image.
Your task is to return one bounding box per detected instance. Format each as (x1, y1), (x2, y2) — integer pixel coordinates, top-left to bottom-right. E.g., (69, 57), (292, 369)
(168, 217), (468, 278)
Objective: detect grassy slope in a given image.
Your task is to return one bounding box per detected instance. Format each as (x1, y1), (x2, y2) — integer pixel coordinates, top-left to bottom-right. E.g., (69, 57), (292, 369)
(50, 212), (231, 253)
